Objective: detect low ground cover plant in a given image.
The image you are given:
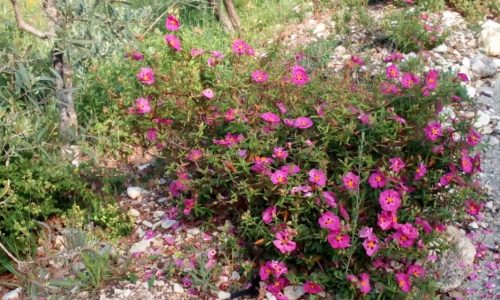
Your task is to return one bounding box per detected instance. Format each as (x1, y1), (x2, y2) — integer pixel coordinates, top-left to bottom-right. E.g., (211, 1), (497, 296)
(116, 14), (483, 298)
(383, 8), (447, 53)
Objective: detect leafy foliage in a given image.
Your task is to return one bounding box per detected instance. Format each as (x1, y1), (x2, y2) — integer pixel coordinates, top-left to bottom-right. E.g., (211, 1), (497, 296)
(113, 14), (483, 297)
(383, 9), (447, 53)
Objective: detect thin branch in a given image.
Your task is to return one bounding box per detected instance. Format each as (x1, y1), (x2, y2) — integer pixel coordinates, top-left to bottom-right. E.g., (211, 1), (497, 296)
(9, 0), (56, 39)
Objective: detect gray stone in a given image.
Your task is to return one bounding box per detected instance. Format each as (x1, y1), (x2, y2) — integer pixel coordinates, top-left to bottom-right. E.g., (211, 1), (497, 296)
(471, 54), (497, 78)
(489, 136), (499, 146)
(152, 211), (165, 219)
(474, 111), (491, 128)
(142, 220), (153, 228)
(173, 283), (184, 293)
(161, 219), (176, 229)
(129, 239), (151, 254)
(128, 208), (140, 218)
(217, 291), (231, 300)
(480, 20), (500, 57)
(2, 288), (22, 300)
(127, 186), (148, 200)
(186, 228), (200, 236)
(468, 222), (479, 229)
(283, 285), (305, 300)
(434, 44), (448, 53)
(466, 85), (477, 98)
(230, 271), (240, 281)
(436, 226), (476, 292)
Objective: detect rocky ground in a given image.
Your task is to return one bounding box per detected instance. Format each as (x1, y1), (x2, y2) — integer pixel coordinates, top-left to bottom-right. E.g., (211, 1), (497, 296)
(2, 4), (499, 300)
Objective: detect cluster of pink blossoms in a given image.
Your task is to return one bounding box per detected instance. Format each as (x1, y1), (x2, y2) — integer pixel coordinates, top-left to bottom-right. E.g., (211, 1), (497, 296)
(164, 15), (182, 51)
(380, 55), (441, 97)
(126, 15), (487, 295)
(259, 261), (322, 298)
(232, 39), (254, 56)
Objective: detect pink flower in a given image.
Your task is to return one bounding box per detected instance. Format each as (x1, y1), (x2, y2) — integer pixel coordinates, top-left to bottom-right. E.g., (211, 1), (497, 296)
(273, 147), (288, 160)
(461, 151), (473, 173)
(350, 55), (364, 66)
(425, 69), (439, 90)
(438, 172), (454, 187)
(466, 129), (481, 146)
(232, 39), (253, 55)
(293, 117), (314, 129)
(207, 248), (217, 259)
(213, 132), (244, 147)
(136, 67), (155, 85)
(270, 170), (288, 185)
(261, 112), (281, 124)
(207, 51), (224, 66)
(318, 211), (341, 231)
(280, 164), (301, 175)
(183, 198), (195, 215)
(389, 157), (405, 173)
(202, 88), (215, 99)
(338, 203), (350, 221)
(252, 156), (274, 174)
(303, 281), (323, 294)
(457, 72), (469, 82)
(395, 273), (412, 293)
(251, 70), (269, 83)
(267, 277), (289, 294)
(386, 64), (400, 79)
(134, 97), (151, 114)
(379, 189), (401, 212)
(358, 112), (371, 125)
(273, 229), (296, 254)
(378, 210), (397, 230)
(423, 121), (442, 141)
(290, 65), (309, 86)
(187, 149), (203, 162)
(165, 34), (182, 51)
(362, 236), (380, 257)
(146, 128), (157, 141)
(327, 232), (351, 249)
(276, 102), (287, 114)
(347, 273), (371, 294)
(259, 263), (274, 281)
(165, 15), (180, 31)
(464, 200), (483, 216)
(400, 72), (420, 89)
(358, 226), (373, 238)
(415, 217), (433, 234)
(169, 180), (187, 197)
(342, 172), (360, 190)
(190, 48), (204, 57)
(225, 108), (237, 121)
(393, 223), (419, 248)
(359, 273), (371, 294)
(368, 171), (386, 189)
(407, 264), (426, 278)
(322, 191), (337, 207)
(415, 162), (427, 180)
(130, 51), (144, 61)
(268, 261), (288, 277)
(384, 52), (404, 62)
(283, 118), (295, 127)
(380, 82), (399, 95)
(308, 169), (327, 187)
(262, 206), (277, 224)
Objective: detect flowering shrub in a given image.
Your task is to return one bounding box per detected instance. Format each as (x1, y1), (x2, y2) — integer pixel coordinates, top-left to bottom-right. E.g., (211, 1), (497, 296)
(119, 15), (483, 298)
(383, 9), (447, 53)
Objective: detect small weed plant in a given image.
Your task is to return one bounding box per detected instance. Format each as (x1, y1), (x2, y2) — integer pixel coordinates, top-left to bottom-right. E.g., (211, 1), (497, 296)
(383, 8), (447, 53)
